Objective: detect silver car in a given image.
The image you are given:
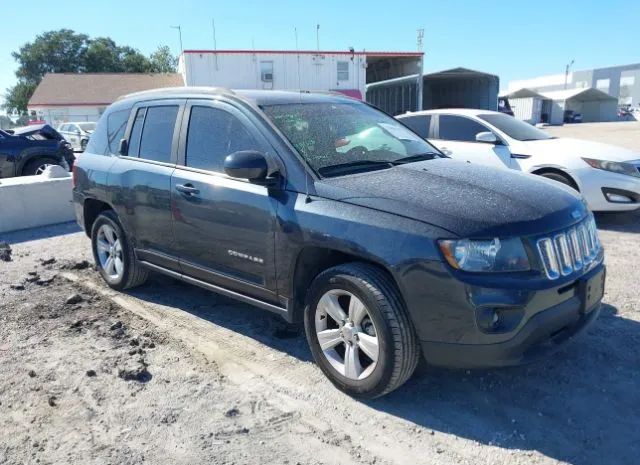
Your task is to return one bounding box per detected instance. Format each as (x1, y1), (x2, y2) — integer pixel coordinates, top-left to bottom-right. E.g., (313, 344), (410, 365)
(57, 122), (96, 151)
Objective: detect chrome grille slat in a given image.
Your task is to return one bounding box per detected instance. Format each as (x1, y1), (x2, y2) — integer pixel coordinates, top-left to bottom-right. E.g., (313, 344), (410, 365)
(537, 216), (601, 280)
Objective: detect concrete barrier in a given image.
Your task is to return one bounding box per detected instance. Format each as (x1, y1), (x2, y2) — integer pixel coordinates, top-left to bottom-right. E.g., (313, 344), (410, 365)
(0, 166), (75, 233)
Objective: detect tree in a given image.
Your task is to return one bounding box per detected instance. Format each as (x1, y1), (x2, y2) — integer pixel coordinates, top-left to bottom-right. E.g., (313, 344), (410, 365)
(149, 46), (179, 73)
(3, 81), (37, 115)
(13, 29), (89, 84)
(2, 30), (177, 115)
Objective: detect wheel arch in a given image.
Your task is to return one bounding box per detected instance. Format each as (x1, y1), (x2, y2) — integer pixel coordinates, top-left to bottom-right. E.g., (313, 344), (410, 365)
(289, 246), (403, 323)
(83, 198), (114, 237)
(530, 166), (581, 191)
(17, 148), (61, 175)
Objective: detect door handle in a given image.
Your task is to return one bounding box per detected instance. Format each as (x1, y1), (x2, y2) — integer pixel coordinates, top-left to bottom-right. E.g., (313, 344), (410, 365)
(175, 183), (200, 196)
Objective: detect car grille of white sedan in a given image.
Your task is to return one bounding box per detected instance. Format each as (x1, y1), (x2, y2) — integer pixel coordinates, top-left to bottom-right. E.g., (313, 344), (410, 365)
(536, 215), (601, 280)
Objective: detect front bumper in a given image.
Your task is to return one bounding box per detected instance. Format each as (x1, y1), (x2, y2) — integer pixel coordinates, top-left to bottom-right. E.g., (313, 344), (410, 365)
(575, 167), (640, 212)
(421, 294), (600, 368)
(407, 262), (605, 369)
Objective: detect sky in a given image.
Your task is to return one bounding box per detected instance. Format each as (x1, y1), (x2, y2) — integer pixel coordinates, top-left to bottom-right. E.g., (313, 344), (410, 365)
(1, 0), (639, 108)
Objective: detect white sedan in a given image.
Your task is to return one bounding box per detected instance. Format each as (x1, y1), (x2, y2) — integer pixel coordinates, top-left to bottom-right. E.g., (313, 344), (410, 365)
(397, 109), (640, 212)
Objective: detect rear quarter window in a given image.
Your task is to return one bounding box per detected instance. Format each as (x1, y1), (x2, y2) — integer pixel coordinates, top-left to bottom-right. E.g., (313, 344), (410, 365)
(84, 106), (132, 156)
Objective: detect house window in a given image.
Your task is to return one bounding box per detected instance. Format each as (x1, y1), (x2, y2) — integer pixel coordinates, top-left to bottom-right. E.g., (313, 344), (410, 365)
(260, 61), (274, 83)
(337, 61), (349, 81)
(574, 81), (588, 88)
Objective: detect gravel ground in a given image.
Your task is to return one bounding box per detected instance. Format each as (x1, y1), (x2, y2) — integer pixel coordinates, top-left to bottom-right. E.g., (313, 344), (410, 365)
(1, 210), (638, 465)
(544, 121), (640, 151)
(0, 123), (638, 465)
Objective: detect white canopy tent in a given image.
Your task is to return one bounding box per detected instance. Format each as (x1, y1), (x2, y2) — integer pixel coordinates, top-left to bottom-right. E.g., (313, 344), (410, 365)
(539, 88), (618, 124)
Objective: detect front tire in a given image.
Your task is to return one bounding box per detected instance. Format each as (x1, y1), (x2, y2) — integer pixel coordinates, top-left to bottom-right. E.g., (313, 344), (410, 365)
(538, 171), (578, 191)
(21, 157), (63, 176)
(304, 263), (420, 398)
(91, 210), (148, 290)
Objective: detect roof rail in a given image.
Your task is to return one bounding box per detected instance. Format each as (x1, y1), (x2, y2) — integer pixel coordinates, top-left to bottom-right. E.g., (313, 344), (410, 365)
(117, 86), (234, 101)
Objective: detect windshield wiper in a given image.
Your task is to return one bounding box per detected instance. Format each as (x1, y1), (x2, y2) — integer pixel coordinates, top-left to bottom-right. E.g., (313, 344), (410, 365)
(318, 160), (395, 176)
(391, 152), (442, 164)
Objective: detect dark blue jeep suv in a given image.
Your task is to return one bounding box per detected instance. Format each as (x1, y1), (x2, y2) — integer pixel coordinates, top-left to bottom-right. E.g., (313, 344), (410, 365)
(72, 88), (605, 398)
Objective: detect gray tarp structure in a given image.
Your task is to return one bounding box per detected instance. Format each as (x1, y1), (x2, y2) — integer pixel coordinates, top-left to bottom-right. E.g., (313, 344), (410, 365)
(366, 67), (499, 116)
(422, 67), (499, 111)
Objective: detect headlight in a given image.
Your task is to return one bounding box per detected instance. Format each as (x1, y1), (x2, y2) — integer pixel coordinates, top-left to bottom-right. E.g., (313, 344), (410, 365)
(438, 237), (530, 272)
(582, 158), (640, 178)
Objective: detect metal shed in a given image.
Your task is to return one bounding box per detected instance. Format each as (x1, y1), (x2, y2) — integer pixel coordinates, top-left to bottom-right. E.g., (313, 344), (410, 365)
(540, 88), (618, 124)
(365, 67), (499, 115)
(501, 88), (546, 124)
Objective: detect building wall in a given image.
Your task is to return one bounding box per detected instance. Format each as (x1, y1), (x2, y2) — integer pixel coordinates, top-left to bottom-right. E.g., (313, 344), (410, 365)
(181, 52), (367, 95)
(28, 105), (104, 127)
(509, 63), (640, 106)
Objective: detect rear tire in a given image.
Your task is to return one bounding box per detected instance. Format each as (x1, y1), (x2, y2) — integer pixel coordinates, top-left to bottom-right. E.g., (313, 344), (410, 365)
(80, 139), (88, 151)
(21, 157), (63, 176)
(90, 210), (148, 290)
(538, 171), (578, 191)
(304, 263), (420, 399)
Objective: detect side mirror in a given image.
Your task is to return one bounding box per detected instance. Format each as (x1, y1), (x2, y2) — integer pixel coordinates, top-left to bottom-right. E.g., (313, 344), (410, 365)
(118, 138), (128, 156)
(224, 150), (271, 182)
(475, 131), (499, 144)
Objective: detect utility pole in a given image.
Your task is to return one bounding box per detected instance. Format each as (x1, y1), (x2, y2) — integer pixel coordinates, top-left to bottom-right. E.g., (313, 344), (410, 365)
(211, 19), (218, 70)
(564, 59), (575, 89)
(171, 25), (183, 53)
(416, 28), (425, 111)
(316, 24), (320, 51)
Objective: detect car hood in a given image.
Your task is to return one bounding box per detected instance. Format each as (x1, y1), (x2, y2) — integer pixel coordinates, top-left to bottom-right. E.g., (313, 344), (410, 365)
(513, 137), (640, 162)
(315, 159), (587, 238)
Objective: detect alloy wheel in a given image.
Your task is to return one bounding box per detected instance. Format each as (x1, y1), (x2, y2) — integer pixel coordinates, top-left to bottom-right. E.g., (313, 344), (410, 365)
(96, 224), (124, 281)
(314, 290), (380, 380)
(34, 164), (51, 175)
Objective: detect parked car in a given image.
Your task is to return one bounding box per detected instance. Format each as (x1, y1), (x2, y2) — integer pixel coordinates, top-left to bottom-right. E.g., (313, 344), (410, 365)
(397, 109), (640, 212)
(618, 107), (634, 120)
(57, 122), (96, 151)
(0, 124), (73, 178)
(73, 88), (605, 398)
(498, 96), (514, 116)
(563, 110), (583, 123)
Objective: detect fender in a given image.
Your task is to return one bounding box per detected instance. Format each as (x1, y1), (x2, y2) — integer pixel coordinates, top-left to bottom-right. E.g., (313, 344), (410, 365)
(16, 146), (62, 175)
(527, 163), (582, 190)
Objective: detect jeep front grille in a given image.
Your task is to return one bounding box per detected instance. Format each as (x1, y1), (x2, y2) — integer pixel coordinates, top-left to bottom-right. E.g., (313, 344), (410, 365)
(536, 216), (601, 280)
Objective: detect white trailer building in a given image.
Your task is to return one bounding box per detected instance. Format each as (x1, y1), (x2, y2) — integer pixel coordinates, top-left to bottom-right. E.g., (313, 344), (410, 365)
(179, 49), (424, 103)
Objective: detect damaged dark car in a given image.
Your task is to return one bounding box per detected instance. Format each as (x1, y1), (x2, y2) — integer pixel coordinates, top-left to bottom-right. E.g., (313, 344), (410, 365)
(0, 124), (74, 178)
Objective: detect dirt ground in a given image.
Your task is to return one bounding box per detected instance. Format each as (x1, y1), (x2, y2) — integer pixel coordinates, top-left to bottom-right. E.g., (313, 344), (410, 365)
(1, 123), (639, 465)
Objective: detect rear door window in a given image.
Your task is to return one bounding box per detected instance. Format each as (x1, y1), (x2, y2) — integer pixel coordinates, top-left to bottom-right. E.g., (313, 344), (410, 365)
(138, 106), (179, 163)
(437, 115), (488, 142)
(185, 106), (260, 172)
(400, 115), (431, 138)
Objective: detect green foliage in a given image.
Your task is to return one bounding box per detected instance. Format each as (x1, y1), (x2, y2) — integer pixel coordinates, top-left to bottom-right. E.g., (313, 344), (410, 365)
(2, 29), (179, 114)
(149, 46), (179, 73)
(3, 81), (37, 115)
(13, 29), (89, 84)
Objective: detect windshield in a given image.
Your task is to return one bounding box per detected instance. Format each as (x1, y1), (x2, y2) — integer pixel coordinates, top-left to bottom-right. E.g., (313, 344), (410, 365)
(261, 102), (442, 176)
(78, 122), (96, 131)
(478, 113), (553, 141)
